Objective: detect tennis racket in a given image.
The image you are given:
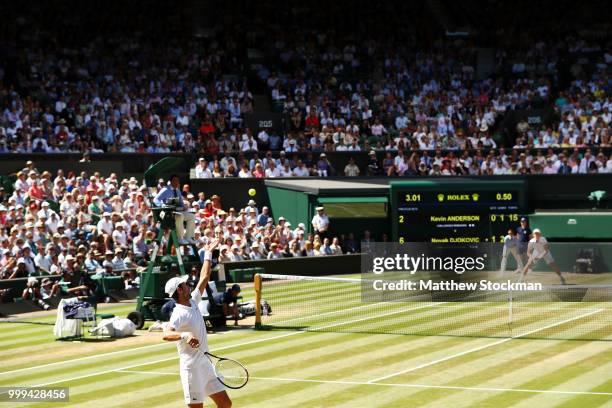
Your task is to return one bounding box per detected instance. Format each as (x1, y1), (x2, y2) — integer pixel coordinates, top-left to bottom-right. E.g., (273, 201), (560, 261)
(198, 349), (249, 389)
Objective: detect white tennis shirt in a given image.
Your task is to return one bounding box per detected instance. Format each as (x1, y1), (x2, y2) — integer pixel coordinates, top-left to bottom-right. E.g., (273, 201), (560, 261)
(528, 236), (548, 258)
(169, 288), (208, 368)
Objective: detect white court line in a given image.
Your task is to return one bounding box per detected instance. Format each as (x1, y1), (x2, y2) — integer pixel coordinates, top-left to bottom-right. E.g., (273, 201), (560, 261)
(114, 370), (612, 397)
(27, 302), (442, 387)
(367, 308), (603, 384)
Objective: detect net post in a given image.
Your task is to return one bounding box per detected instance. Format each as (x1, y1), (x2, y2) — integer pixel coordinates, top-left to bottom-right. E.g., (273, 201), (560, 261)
(254, 273), (262, 328)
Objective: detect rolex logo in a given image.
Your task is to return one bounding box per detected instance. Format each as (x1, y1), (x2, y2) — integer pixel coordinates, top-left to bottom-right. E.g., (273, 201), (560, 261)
(437, 194), (445, 202)
(472, 193), (479, 201)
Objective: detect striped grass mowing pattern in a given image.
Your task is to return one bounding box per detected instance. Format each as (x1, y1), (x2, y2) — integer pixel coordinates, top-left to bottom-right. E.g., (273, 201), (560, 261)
(258, 275), (612, 341)
(2, 286), (612, 406)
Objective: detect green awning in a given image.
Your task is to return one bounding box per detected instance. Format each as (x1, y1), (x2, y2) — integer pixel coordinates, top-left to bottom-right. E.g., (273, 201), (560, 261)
(530, 213), (612, 239)
(317, 196), (388, 204)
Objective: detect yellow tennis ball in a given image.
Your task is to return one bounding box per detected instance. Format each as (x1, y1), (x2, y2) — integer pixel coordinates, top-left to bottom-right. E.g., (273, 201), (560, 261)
(248, 188), (256, 197)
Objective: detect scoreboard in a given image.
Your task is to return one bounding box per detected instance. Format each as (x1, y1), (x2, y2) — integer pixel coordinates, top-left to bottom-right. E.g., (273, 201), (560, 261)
(390, 180), (526, 243)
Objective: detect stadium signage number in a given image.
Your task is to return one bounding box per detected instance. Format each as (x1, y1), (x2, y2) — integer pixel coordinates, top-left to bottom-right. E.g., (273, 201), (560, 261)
(258, 120), (274, 128)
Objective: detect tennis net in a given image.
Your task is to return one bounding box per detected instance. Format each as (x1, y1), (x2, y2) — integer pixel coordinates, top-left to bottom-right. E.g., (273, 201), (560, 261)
(254, 273), (612, 340)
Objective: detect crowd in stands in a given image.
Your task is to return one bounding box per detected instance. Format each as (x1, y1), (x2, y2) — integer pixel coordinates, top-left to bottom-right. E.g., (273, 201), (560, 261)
(192, 147), (612, 178)
(0, 162), (365, 293)
(0, 2), (609, 160)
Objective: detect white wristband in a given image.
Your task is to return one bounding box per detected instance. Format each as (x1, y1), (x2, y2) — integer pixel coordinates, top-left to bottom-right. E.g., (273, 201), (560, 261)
(204, 251), (213, 261)
(180, 332), (190, 341)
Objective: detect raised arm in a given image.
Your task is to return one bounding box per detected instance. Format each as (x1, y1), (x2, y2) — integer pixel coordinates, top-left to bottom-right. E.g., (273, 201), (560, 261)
(196, 238), (220, 294)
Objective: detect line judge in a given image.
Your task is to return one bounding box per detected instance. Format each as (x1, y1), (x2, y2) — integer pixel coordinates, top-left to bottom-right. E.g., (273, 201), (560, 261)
(311, 206), (330, 240)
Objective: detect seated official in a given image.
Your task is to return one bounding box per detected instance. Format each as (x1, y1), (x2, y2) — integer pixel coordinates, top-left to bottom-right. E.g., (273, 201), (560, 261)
(153, 174), (196, 245)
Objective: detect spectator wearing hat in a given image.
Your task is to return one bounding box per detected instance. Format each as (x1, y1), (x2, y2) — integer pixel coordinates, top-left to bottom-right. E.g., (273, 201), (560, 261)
(84, 250), (103, 272)
(112, 248), (126, 271)
(111, 223), (128, 248)
(45, 212), (60, 234)
(249, 242), (264, 260)
(36, 201), (54, 220)
(246, 199), (259, 216)
(20, 246), (36, 275)
(367, 151), (382, 175)
(267, 243), (283, 259)
(242, 207), (255, 224)
(229, 245), (243, 262)
(8, 257), (28, 279)
(40, 277), (60, 300)
(218, 245), (231, 262)
(97, 210), (113, 233)
(316, 153), (333, 177)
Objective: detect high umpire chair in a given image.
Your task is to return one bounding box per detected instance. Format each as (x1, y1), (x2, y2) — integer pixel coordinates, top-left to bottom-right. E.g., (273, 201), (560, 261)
(127, 157), (227, 330)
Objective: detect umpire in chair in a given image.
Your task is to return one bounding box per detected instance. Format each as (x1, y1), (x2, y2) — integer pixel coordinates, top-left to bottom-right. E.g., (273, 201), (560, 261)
(153, 175), (196, 245)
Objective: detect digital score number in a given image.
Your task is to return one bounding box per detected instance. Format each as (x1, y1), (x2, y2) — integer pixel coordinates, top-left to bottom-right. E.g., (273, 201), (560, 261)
(495, 192), (513, 201)
(394, 189), (524, 243)
(405, 193), (422, 202)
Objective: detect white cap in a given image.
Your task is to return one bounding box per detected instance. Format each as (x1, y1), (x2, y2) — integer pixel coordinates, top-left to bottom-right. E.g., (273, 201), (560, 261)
(298, 223), (305, 229)
(165, 275), (189, 297)
(17, 257), (26, 265)
(533, 228), (541, 234)
(27, 277), (38, 284)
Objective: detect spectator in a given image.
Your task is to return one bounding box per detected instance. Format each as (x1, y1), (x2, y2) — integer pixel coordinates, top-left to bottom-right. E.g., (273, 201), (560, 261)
(344, 157), (360, 177)
(22, 277), (51, 310)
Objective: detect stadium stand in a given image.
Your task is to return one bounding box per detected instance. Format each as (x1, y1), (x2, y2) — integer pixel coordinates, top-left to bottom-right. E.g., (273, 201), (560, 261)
(0, 0), (610, 309)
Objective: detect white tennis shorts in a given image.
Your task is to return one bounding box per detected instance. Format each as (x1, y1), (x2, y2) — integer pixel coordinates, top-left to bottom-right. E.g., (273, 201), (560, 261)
(530, 252), (555, 265)
(180, 356), (225, 404)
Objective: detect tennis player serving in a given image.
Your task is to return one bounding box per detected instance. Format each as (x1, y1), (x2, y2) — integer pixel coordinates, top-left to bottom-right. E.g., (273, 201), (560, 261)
(163, 238), (232, 408)
(520, 228), (566, 285)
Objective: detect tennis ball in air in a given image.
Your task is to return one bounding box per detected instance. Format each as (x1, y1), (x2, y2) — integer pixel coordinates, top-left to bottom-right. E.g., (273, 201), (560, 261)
(248, 188), (256, 197)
